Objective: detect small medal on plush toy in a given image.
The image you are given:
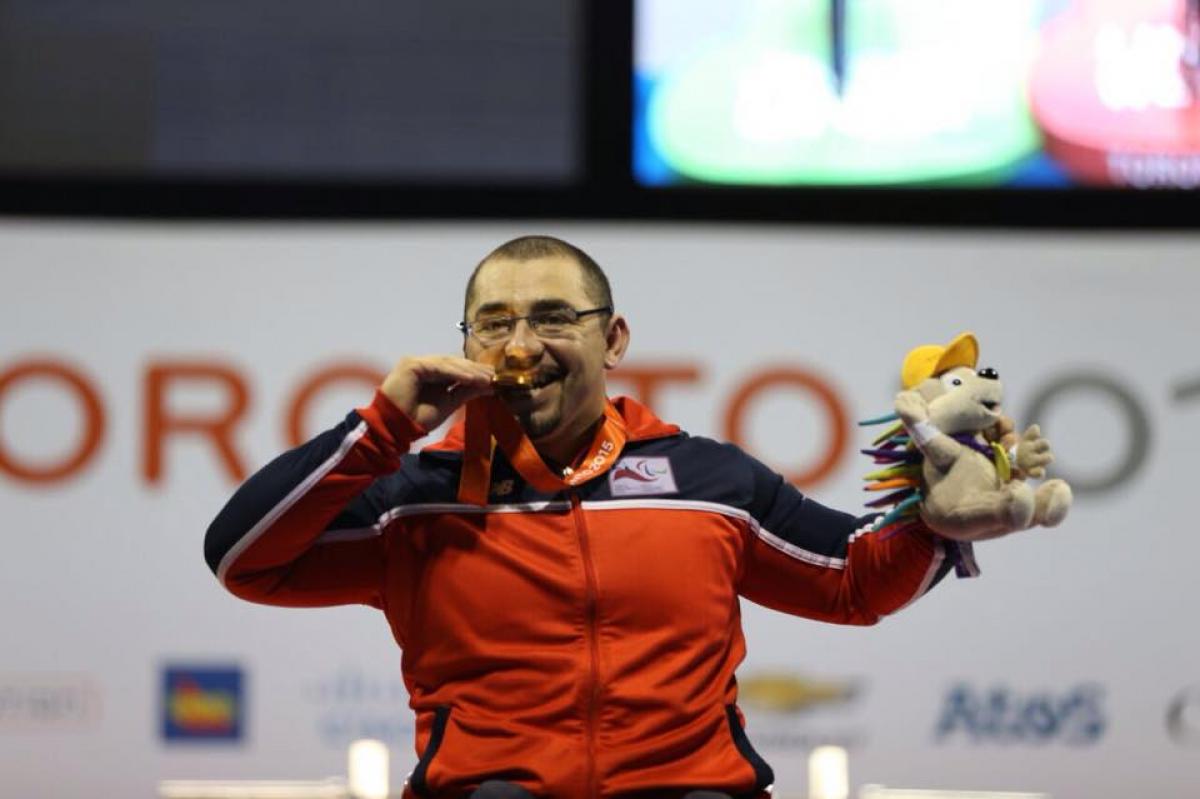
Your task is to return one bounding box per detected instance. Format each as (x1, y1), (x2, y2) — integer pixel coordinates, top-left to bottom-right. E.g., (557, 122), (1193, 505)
(859, 332), (1073, 577)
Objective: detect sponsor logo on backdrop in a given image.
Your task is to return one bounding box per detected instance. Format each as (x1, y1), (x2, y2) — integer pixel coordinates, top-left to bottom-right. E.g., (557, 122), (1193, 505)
(738, 671), (866, 751)
(934, 683), (1106, 745)
(160, 664), (244, 743)
(302, 666), (414, 749)
(1167, 685), (1200, 746)
(0, 674), (101, 730)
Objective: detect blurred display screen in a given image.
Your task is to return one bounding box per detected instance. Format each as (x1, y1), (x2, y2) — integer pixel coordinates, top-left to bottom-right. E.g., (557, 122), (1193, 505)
(635, 0), (1200, 188)
(0, 0), (579, 182)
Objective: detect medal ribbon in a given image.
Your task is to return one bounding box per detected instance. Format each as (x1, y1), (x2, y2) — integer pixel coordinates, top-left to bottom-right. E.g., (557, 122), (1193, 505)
(457, 396), (627, 505)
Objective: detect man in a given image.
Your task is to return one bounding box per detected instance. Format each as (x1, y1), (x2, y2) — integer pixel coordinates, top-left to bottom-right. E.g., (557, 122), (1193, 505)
(206, 235), (956, 799)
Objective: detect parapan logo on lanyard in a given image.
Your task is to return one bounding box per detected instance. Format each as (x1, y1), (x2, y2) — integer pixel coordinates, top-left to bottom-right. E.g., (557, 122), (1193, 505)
(458, 398), (627, 505)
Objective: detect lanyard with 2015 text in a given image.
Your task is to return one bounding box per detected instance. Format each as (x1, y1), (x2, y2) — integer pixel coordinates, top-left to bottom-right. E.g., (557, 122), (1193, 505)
(457, 396), (628, 506)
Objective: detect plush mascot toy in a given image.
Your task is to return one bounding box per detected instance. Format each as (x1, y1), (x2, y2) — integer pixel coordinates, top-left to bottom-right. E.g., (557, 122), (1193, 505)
(860, 332), (1072, 575)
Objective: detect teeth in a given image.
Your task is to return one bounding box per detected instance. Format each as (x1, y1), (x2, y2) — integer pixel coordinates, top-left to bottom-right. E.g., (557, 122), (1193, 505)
(494, 371), (561, 391)
(493, 372), (532, 388)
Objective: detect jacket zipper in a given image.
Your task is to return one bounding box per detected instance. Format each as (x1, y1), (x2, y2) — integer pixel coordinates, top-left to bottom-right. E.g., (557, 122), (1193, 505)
(569, 491), (600, 799)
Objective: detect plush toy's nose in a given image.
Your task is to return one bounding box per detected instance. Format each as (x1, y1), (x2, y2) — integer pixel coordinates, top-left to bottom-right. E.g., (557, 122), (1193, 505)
(978, 367), (999, 380)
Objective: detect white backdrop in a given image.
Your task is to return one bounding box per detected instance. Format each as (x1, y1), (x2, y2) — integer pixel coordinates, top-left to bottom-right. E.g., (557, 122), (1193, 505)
(1, 221), (1197, 798)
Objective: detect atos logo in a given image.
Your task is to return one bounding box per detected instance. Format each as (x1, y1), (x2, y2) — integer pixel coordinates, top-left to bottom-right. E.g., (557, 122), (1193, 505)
(1167, 685), (1200, 746)
(934, 683), (1105, 745)
(160, 665), (244, 743)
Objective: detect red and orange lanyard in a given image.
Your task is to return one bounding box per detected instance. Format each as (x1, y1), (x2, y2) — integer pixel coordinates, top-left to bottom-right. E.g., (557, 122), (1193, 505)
(458, 397), (627, 505)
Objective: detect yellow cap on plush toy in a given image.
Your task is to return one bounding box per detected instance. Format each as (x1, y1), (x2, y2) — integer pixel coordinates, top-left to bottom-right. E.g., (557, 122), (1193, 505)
(901, 332), (979, 389)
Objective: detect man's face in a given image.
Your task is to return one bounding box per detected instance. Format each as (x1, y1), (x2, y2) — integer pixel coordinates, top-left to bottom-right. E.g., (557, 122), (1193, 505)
(463, 255), (627, 451)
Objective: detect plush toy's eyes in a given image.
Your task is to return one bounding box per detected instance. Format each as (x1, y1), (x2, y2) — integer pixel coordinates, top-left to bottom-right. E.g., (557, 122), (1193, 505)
(941, 374), (965, 390)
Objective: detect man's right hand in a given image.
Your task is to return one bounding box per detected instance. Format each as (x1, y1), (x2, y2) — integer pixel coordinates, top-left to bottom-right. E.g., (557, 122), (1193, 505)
(380, 356), (495, 431)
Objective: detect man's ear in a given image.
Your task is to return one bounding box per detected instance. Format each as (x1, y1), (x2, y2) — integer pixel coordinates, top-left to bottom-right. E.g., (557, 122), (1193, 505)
(603, 314), (630, 370)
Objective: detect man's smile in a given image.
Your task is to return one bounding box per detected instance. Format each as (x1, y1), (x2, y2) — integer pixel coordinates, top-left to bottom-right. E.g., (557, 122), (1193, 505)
(496, 368), (563, 394)
(495, 370), (565, 415)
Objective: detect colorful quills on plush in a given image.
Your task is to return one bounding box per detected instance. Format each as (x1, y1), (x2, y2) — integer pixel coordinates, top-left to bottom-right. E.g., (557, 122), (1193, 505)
(863, 464), (921, 482)
(859, 409), (925, 533)
(858, 412), (901, 426)
(871, 422), (907, 445)
(860, 448), (921, 463)
(875, 492), (922, 525)
(864, 478), (919, 492)
(866, 487), (918, 509)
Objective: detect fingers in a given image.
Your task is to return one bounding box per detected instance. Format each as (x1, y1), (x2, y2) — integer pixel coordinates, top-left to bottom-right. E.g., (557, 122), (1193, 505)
(988, 414), (1016, 445)
(444, 379), (495, 404)
(1025, 450), (1054, 466)
(1019, 426), (1052, 455)
(381, 355), (497, 430)
(1011, 422), (1059, 479)
(1019, 441), (1054, 479)
(411, 356), (494, 388)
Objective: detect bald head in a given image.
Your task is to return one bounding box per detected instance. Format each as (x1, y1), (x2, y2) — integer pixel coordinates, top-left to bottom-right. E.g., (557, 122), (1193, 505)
(463, 235), (613, 319)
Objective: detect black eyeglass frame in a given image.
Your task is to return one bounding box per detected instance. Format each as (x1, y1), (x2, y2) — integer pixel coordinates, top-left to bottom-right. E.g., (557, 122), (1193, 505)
(456, 305), (613, 340)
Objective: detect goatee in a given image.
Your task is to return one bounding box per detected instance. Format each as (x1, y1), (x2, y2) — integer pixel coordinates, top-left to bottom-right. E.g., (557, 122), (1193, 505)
(517, 408), (560, 440)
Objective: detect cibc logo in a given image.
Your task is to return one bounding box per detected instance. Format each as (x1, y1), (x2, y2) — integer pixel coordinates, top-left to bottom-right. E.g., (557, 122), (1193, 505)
(934, 683), (1106, 745)
(302, 666), (413, 749)
(0, 674), (101, 731)
(1167, 685), (1200, 746)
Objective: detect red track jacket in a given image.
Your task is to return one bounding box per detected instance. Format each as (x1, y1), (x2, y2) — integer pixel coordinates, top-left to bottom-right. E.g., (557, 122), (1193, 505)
(205, 392), (954, 798)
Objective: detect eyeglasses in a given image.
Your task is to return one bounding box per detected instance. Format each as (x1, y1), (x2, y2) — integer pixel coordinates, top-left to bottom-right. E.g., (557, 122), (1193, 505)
(457, 305), (612, 346)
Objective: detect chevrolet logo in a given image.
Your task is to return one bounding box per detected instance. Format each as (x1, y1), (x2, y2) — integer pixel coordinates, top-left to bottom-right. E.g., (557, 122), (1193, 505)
(739, 672), (859, 713)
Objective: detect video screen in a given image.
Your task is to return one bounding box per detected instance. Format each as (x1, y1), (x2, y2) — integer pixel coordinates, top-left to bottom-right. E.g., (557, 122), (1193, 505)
(0, 0), (579, 182)
(635, 0), (1200, 188)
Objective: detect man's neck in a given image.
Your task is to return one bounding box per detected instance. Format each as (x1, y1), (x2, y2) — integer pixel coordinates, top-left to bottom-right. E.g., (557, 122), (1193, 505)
(534, 416), (604, 475)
